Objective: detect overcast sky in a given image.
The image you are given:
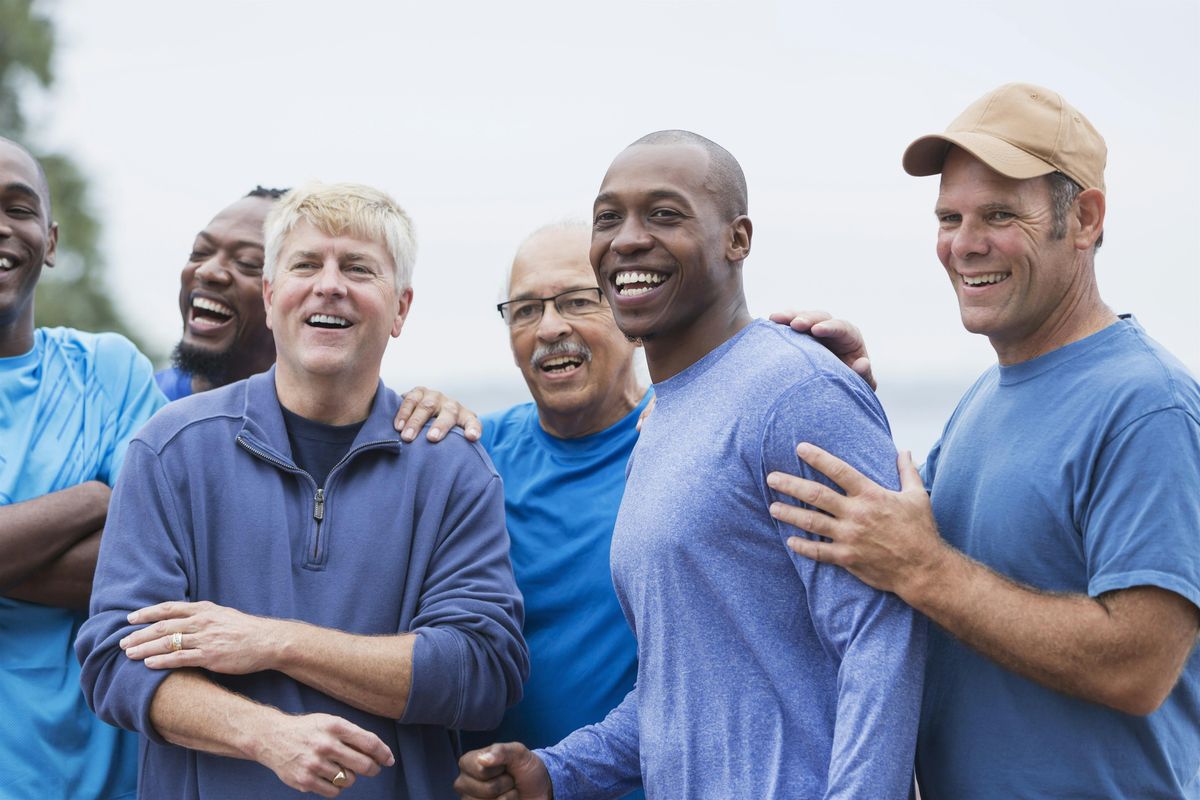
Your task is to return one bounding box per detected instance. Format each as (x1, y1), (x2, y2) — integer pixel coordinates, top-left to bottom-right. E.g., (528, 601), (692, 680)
(33, 0), (1200, 455)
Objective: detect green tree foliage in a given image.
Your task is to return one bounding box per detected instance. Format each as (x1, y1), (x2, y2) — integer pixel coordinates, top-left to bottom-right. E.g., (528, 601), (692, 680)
(1, 0), (155, 356)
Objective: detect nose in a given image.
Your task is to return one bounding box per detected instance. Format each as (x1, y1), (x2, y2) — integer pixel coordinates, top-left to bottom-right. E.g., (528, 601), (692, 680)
(313, 260), (347, 297)
(535, 300), (572, 341)
(194, 253), (232, 286)
(948, 217), (990, 261)
(610, 217), (653, 256)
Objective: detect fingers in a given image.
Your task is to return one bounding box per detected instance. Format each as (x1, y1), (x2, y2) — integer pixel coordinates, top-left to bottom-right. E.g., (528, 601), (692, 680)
(897, 450), (926, 493)
(335, 720), (395, 770)
(120, 613), (195, 650)
(795, 443), (873, 495)
(766, 471), (848, 519)
(849, 356), (877, 391)
(127, 600), (201, 625)
(786, 534), (851, 566)
(636, 395), (657, 432)
(397, 387), (438, 442)
(457, 407), (482, 442)
(768, 309), (832, 332)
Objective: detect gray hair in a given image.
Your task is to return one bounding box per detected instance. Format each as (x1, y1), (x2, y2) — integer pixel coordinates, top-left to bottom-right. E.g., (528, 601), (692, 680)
(1047, 172), (1103, 250)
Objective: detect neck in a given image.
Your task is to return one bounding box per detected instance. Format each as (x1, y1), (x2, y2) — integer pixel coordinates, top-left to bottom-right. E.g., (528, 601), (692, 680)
(0, 304), (35, 359)
(274, 368), (377, 426)
(993, 272), (1117, 365)
(537, 373), (646, 440)
(644, 293), (753, 383)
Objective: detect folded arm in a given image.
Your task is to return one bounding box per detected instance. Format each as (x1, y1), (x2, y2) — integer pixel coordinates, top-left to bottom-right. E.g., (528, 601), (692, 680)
(0, 481), (109, 604)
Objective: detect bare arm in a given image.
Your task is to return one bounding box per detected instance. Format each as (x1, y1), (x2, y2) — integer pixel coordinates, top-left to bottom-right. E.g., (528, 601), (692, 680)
(150, 669), (394, 797)
(770, 446), (1200, 715)
(0, 481), (109, 593)
(906, 547), (1199, 715)
(123, 602), (416, 719)
(4, 529), (101, 609)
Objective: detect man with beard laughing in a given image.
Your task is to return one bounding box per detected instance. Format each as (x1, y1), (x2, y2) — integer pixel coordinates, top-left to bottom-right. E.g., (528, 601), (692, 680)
(456, 131), (924, 799)
(155, 187), (282, 401)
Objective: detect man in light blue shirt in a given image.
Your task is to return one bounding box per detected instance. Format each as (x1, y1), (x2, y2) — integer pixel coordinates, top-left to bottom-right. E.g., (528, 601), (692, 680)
(0, 136), (165, 798)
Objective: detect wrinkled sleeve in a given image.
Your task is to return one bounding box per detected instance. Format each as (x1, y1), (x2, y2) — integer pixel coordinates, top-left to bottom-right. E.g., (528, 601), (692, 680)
(764, 375), (925, 800)
(402, 455), (530, 731)
(76, 438), (191, 744)
(535, 688), (642, 800)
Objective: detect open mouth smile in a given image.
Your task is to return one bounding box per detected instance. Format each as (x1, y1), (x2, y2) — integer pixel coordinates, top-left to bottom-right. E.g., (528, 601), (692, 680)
(188, 296), (235, 330)
(959, 271), (1010, 288)
(307, 313), (351, 329)
(614, 270), (669, 297)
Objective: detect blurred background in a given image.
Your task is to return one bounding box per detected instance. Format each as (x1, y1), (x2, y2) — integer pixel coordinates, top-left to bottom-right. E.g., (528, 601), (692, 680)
(6, 0), (1197, 460)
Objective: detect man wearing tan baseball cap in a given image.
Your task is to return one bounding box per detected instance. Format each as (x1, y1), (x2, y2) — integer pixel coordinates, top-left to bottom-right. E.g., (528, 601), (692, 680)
(768, 83), (1200, 798)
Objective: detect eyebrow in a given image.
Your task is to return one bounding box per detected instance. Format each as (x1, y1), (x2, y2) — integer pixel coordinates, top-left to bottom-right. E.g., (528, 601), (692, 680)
(1, 181), (45, 211)
(933, 201), (1015, 217)
(288, 250), (379, 264)
(195, 231), (264, 251)
(508, 285), (596, 301)
(594, 188), (693, 207)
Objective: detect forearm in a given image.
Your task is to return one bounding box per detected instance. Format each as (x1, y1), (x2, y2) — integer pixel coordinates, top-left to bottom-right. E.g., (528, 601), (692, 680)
(273, 620), (415, 719)
(0, 481), (109, 588)
(150, 669), (278, 760)
(907, 546), (1198, 713)
(3, 529), (101, 609)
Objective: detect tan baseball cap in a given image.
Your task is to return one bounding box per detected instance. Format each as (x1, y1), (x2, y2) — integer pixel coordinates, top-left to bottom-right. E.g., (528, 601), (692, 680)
(902, 82), (1106, 193)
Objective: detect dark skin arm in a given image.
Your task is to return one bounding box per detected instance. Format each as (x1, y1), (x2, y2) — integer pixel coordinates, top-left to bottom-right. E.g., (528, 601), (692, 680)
(4, 529), (101, 609)
(0, 481), (109, 606)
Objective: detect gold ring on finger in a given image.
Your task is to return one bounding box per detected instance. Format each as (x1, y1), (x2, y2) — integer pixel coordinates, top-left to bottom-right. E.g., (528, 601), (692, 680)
(331, 768), (348, 787)
(169, 631), (184, 652)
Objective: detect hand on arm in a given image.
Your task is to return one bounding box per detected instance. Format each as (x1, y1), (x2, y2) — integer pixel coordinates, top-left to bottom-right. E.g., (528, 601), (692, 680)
(769, 444), (1200, 714)
(768, 310), (875, 390)
(454, 743), (553, 800)
(0, 480), (110, 599)
(150, 669), (394, 798)
(122, 601), (416, 719)
(394, 386), (482, 443)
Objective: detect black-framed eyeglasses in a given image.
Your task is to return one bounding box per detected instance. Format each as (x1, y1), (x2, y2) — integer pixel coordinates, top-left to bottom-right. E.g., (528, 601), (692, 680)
(496, 287), (608, 328)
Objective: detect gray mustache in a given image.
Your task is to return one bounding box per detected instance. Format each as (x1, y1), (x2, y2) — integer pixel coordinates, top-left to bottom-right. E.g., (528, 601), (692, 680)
(530, 340), (592, 369)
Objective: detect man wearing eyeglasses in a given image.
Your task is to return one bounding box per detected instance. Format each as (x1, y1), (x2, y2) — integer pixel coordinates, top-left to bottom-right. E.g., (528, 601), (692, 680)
(464, 221), (647, 798)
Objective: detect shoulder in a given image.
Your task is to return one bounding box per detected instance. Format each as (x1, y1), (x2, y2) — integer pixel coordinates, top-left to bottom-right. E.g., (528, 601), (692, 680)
(38, 327), (152, 377)
(135, 378), (247, 453)
(480, 402), (537, 452)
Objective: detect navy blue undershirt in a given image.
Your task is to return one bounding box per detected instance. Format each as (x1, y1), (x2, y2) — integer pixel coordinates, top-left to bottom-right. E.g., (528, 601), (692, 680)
(280, 405), (364, 488)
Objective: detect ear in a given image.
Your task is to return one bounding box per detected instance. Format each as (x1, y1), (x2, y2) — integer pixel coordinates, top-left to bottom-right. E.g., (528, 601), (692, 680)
(726, 215), (752, 262)
(391, 287), (414, 338)
(44, 222), (59, 268)
(262, 277), (275, 331)
(1073, 188), (1105, 251)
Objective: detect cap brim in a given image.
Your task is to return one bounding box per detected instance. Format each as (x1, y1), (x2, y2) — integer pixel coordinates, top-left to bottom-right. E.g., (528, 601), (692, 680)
(902, 132), (1057, 180)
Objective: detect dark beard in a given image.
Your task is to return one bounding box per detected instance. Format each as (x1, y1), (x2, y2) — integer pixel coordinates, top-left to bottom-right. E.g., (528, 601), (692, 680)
(171, 341), (234, 387)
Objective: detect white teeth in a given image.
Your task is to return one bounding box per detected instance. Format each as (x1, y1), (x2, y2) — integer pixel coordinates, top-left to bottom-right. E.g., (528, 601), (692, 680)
(961, 272), (1009, 287)
(619, 286), (655, 296)
(541, 356), (581, 370)
(192, 297), (233, 317)
(614, 271), (667, 286)
(0, 257), (13, 270)
(308, 313), (350, 327)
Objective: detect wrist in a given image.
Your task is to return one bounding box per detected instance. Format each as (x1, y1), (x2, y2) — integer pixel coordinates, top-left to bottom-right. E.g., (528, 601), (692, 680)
(898, 538), (958, 611)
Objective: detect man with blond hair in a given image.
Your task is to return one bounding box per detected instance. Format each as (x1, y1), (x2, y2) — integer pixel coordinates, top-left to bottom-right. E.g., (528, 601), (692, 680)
(78, 182), (528, 799)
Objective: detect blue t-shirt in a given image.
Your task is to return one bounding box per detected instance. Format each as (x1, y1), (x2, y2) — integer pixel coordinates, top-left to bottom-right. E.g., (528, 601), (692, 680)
(469, 394), (647, 799)
(539, 321), (926, 799)
(0, 327), (165, 799)
(154, 366), (193, 401)
(919, 318), (1200, 799)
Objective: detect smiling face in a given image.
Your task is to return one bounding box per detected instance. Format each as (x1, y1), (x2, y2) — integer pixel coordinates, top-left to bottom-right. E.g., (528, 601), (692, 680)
(175, 195), (277, 385)
(506, 225), (640, 438)
(264, 219), (410, 393)
(0, 139), (57, 356)
(935, 147), (1094, 363)
(591, 142), (751, 380)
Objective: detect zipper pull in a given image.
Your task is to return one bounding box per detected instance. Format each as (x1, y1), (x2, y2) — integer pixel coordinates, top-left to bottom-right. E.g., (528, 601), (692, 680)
(313, 488), (325, 521)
